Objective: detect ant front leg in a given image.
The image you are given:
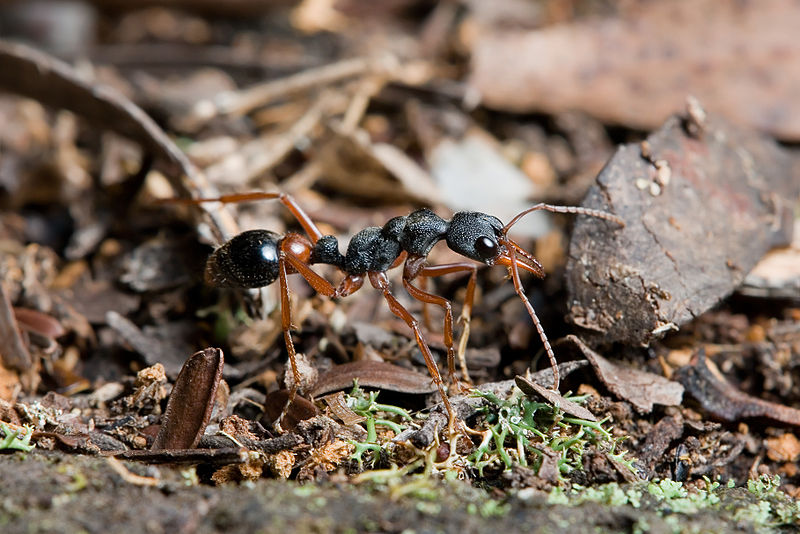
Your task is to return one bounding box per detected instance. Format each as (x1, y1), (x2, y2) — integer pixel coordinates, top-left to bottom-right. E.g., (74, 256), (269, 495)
(402, 256), (477, 388)
(368, 271), (457, 431)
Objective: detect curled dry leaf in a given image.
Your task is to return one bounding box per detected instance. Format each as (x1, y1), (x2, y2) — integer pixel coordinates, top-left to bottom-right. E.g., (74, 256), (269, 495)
(566, 109), (799, 346)
(567, 335), (683, 413)
(0, 282), (32, 371)
(12, 308), (65, 339)
(321, 391), (366, 426)
(311, 360), (438, 397)
(261, 389), (319, 432)
(151, 348), (224, 450)
(674, 350), (800, 426)
(471, 0), (800, 140)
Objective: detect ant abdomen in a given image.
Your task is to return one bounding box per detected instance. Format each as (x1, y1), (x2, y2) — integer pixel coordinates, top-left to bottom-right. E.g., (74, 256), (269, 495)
(205, 229), (282, 288)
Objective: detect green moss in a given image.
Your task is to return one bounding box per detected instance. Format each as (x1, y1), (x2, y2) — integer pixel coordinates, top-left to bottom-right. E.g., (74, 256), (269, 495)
(545, 475), (799, 531)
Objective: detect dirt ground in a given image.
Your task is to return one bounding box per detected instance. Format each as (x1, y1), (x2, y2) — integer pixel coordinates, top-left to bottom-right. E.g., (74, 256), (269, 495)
(0, 1), (799, 533)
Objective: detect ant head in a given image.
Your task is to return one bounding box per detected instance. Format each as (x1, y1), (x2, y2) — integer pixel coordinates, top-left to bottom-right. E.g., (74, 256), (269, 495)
(446, 212), (505, 264)
(446, 211), (545, 277)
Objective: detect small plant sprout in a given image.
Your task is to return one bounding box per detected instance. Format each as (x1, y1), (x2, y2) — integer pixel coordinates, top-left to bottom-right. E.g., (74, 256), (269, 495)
(0, 422), (35, 452)
(345, 384), (414, 466)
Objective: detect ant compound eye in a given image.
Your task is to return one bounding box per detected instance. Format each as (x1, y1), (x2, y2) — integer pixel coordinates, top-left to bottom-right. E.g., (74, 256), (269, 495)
(474, 236), (498, 260)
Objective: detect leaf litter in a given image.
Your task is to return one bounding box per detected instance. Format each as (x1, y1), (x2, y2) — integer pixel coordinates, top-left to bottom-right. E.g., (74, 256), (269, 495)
(0, 1), (798, 531)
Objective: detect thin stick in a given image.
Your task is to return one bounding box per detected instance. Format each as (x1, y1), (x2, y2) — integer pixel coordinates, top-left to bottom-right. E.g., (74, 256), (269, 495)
(211, 57), (370, 117)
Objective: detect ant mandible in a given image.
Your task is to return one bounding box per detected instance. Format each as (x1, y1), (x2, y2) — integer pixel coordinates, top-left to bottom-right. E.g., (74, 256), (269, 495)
(193, 192), (624, 431)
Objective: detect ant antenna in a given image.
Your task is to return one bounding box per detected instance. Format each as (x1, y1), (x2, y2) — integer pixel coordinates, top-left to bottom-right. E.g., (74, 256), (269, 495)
(502, 203), (625, 390)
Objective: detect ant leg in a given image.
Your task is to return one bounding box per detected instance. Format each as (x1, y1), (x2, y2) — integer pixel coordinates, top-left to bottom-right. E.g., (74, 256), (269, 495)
(166, 191), (325, 243)
(275, 255), (300, 433)
(505, 245), (560, 391)
(368, 271), (457, 430)
(403, 261), (478, 387)
(273, 236), (341, 432)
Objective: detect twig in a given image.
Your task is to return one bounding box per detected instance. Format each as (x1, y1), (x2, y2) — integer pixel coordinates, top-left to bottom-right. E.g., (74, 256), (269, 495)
(198, 57), (372, 119)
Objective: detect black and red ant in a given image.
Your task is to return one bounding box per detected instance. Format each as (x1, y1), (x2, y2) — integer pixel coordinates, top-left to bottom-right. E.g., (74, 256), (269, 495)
(191, 192), (624, 431)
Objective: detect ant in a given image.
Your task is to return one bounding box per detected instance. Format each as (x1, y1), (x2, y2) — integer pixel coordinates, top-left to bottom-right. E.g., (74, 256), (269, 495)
(190, 192), (624, 432)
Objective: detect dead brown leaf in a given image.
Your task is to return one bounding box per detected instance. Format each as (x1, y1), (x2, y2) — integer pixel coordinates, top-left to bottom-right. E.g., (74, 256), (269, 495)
(515, 375), (597, 422)
(566, 108), (798, 346)
(568, 335), (683, 413)
(311, 360), (437, 397)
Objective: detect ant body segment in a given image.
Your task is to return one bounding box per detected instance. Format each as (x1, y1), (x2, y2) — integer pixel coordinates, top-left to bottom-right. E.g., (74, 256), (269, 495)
(196, 192), (624, 431)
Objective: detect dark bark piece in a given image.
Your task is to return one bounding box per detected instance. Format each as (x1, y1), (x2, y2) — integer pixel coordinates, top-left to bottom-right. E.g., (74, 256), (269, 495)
(0, 283), (32, 371)
(674, 350), (800, 426)
(151, 348), (224, 450)
(0, 40), (236, 242)
(261, 390), (319, 432)
(311, 360), (438, 397)
(568, 335), (683, 413)
(637, 415), (685, 471)
(198, 432), (303, 454)
(566, 109), (799, 346)
(515, 376), (598, 422)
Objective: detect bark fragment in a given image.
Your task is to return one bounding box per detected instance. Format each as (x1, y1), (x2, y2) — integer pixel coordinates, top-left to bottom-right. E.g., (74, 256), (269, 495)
(566, 109), (798, 346)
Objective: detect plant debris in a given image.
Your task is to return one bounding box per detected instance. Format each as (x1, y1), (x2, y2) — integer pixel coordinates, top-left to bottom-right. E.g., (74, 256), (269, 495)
(674, 350), (800, 426)
(568, 335), (683, 413)
(0, 2), (797, 530)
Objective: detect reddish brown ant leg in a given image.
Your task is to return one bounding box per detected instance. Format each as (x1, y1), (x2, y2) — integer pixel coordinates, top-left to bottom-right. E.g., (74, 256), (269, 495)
(166, 191), (326, 243)
(276, 256), (300, 433)
(273, 235), (339, 432)
(369, 271), (457, 430)
(403, 257), (478, 388)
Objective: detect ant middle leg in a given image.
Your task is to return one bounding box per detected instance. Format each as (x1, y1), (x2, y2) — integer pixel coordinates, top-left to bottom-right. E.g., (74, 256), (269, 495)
(402, 257), (478, 388)
(368, 271), (457, 430)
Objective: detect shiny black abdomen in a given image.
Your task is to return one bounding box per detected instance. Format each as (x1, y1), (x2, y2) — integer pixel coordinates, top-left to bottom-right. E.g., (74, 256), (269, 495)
(205, 229), (281, 288)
